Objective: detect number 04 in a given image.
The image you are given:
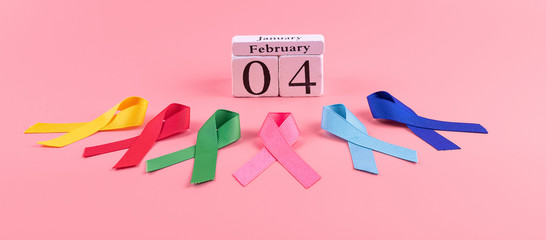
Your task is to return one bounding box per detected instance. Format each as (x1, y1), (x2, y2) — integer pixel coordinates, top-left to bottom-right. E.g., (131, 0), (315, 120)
(241, 59), (316, 95)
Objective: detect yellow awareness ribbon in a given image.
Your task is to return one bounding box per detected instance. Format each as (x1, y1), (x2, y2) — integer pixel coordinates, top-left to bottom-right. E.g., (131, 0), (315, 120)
(24, 97), (148, 148)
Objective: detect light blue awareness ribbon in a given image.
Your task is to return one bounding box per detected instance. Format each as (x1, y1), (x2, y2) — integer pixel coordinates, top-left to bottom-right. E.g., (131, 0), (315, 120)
(321, 104), (418, 174)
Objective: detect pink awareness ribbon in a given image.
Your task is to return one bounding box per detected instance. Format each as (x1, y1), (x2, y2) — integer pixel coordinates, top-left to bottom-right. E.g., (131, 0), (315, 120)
(233, 113), (320, 188)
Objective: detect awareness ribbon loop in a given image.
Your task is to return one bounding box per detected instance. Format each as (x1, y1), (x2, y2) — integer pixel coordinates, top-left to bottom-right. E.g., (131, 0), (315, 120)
(24, 97), (148, 147)
(146, 109), (241, 184)
(367, 91), (488, 150)
(233, 113), (320, 188)
(83, 103), (190, 169)
(321, 104), (417, 174)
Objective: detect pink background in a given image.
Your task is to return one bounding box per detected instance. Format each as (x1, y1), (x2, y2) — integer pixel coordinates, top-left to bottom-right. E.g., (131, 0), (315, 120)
(1, 0), (545, 239)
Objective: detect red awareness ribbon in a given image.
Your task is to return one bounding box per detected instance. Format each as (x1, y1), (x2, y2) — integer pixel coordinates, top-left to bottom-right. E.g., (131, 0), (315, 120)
(233, 113), (320, 188)
(83, 103), (190, 169)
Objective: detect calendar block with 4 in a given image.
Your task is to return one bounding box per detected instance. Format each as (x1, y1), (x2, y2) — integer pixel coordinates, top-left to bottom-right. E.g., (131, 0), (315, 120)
(279, 55), (323, 96)
(232, 34), (324, 97)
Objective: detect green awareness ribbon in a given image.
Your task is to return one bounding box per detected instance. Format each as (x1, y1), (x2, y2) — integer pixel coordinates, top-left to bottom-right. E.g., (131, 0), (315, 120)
(146, 109), (241, 184)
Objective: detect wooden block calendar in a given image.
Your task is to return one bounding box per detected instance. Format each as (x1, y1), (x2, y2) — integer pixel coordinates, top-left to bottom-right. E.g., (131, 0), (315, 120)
(232, 34), (324, 97)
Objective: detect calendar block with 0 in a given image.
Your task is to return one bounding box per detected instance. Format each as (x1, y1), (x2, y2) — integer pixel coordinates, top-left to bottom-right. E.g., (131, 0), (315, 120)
(232, 56), (279, 97)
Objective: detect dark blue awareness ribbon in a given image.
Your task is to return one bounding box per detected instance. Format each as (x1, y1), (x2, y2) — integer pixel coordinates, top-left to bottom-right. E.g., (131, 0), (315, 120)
(367, 91), (487, 150)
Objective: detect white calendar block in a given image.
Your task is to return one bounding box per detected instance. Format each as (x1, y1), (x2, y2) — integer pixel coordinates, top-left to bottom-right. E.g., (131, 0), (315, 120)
(232, 34), (324, 56)
(279, 55), (323, 97)
(232, 55), (279, 97)
(231, 34), (324, 97)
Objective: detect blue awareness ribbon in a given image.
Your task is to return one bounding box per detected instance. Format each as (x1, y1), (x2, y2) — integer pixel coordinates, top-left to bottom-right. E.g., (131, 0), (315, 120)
(367, 91), (488, 150)
(321, 104), (418, 174)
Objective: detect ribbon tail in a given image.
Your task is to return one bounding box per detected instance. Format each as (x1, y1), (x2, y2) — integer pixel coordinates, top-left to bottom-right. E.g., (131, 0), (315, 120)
(348, 142), (378, 174)
(233, 148), (277, 186)
(277, 151), (321, 188)
(191, 156), (217, 183)
(113, 141), (155, 169)
(146, 146), (196, 172)
(351, 134), (418, 163)
(407, 125), (460, 150)
(24, 122), (88, 133)
(190, 117), (218, 184)
(83, 137), (137, 157)
(410, 117), (488, 133)
(113, 120), (165, 169)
